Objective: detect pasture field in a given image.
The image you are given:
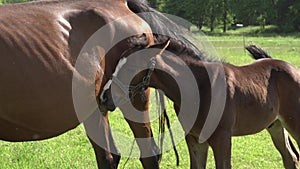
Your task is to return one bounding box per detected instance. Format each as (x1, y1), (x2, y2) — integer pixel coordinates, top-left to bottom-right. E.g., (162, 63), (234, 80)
(1, 34), (299, 169)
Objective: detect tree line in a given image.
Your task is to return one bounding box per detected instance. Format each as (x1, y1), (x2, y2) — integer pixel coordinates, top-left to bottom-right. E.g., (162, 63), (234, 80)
(0, 0), (31, 4)
(149, 0), (300, 32)
(1, 0), (299, 32)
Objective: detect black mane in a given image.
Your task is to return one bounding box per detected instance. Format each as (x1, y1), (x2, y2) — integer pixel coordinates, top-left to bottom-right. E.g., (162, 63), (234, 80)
(127, 0), (214, 62)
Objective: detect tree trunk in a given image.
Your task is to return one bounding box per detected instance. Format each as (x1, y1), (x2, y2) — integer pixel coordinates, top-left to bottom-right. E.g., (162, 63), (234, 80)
(210, 15), (215, 32)
(223, 0), (227, 32)
(276, 0), (294, 30)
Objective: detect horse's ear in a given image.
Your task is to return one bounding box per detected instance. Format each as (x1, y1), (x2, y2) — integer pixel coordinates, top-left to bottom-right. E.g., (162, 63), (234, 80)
(149, 38), (171, 52)
(158, 39), (171, 55)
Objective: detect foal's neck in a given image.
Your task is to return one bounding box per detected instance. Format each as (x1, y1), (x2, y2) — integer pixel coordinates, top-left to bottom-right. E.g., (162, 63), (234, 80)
(150, 56), (210, 107)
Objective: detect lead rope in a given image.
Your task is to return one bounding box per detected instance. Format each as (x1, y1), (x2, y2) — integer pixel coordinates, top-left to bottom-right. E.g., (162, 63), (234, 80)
(159, 91), (180, 166)
(155, 89), (165, 161)
(122, 139), (136, 169)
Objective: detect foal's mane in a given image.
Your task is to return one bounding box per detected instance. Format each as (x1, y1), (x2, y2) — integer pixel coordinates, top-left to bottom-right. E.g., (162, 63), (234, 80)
(127, 0), (216, 63)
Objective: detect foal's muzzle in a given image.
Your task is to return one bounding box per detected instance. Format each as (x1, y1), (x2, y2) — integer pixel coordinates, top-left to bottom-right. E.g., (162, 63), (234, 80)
(99, 77), (132, 112)
(99, 89), (117, 112)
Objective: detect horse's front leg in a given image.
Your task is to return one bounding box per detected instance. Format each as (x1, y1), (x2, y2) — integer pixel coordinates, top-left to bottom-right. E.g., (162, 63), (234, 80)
(186, 134), (209, 169)
(208, 129), (232, 169)
(121, 89), (160, 169)
(125, 119), (160, 169)
(83, 110), (120, 169)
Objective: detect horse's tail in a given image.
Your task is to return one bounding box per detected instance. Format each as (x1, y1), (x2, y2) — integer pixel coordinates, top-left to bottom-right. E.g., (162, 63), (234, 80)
(245, 44), (273, 59)
(288, 135), (300, 161)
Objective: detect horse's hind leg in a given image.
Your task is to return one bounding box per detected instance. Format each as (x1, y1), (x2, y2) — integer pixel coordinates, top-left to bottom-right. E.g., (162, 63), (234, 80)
(282, 114), (300, 151)
(277, 69), (300, 151)
(267, 120), (299, 169)
(186, 134), (209, 169)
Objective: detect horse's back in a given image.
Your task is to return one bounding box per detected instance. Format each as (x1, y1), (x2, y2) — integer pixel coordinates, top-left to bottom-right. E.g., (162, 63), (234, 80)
(253, 59), (300, 89)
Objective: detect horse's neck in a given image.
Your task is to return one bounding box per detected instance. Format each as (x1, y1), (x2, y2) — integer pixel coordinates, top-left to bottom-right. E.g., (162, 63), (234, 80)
(150, 70), (181, 105)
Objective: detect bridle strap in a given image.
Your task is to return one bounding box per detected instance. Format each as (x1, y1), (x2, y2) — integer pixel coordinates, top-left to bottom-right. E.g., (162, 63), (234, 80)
(127, 40), (170, 102)
(127, 56), (156, 100)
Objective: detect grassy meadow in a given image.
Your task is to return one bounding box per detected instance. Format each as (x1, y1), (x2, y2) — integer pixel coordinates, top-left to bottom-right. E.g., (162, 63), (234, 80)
(1, 29), (300, 168)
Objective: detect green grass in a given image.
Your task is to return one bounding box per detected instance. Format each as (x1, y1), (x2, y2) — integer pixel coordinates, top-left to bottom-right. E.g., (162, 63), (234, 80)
(205, 34), (300, 66)
(1, 33), (299, 169)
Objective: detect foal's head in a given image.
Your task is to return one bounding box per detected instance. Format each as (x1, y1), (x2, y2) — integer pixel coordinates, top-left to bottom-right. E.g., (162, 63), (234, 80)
(99, 40), (172, 111)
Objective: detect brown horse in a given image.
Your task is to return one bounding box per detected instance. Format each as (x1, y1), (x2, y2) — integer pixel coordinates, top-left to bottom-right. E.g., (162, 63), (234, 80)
(101, 42), (300, 169)
(0, 0), (162, 168)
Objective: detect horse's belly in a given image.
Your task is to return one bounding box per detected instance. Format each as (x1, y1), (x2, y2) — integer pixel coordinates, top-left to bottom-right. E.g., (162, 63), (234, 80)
(0, 62), (83, 141)
(0, 94), (80, 141)
(0, 91), (81, 140)
(232, 106), (278, 136)
(0, 117), (76, 141)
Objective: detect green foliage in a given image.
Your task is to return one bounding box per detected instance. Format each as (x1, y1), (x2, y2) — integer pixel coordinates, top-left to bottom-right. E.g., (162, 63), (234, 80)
(157, 0), (300, 33)
(276, 0), (300, 32)
(1, 0), (31, 4)
(2, 0), (299, 32)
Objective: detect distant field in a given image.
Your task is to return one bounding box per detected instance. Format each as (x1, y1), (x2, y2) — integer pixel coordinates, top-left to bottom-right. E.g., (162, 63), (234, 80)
(207, 35), (300, 66)
(1, 34), (299, 169)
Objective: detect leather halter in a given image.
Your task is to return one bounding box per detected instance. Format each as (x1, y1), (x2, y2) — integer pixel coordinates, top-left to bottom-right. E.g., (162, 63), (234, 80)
(109, 51), (157, 106)
(127, 56), (156, 103)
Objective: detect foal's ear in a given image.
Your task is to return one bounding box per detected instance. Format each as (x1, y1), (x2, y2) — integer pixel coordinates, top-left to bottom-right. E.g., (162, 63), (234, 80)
(158, 39), (171, 55)
(149, 39), (171, 52)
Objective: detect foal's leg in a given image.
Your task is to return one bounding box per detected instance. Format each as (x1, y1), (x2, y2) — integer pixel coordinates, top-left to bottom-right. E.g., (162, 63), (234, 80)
(208, 130), (232, 169)
(283, 117), (300, 150)
(186, 134), (209, 169)
(173, 104), (209, 169)
(280, 109), (300, 149)
(267, 120), (299, 169)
